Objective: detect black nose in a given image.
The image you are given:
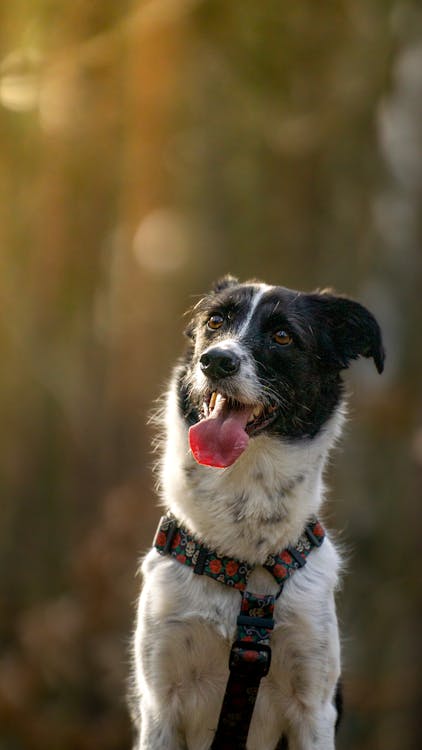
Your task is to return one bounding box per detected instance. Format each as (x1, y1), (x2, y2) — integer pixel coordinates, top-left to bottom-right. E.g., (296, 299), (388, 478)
(200, 348), (241, 379)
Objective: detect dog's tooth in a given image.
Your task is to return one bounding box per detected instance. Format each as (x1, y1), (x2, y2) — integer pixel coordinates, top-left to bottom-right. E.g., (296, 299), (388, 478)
(253, 405), (263, 419)
(209, 392), (217, 412)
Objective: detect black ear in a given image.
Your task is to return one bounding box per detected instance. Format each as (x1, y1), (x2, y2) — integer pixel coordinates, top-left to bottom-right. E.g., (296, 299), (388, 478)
(212, 275), (239, 293)
(307, 293), (385, 374)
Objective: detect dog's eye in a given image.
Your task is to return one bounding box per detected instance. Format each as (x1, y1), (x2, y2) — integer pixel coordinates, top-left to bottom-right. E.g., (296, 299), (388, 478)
(273, 330), (292, 346)
(207, 314), (224, 330)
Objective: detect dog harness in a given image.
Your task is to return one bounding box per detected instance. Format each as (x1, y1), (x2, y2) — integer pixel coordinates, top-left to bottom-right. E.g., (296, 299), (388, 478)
(153, 514), (325, 750)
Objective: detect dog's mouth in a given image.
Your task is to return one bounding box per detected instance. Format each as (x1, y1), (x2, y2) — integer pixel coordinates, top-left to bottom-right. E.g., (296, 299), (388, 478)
(188, 391), (280, 469)
(203, 392), (279, 435)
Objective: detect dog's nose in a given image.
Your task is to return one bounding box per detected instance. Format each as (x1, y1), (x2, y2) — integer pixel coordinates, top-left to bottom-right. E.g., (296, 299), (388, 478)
(200, 348), (241, 379)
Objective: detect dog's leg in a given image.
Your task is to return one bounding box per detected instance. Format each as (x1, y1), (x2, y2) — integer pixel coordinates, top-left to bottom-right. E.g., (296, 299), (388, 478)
(286, 701), (337, 750)
(136, 705), (186, 750)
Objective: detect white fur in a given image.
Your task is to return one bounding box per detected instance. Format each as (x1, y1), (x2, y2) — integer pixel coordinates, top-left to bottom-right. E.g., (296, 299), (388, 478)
(236, 283), (272, 336)
(132, 288), (345, 750)
(188, 284), (272, 409)
(192, 338), (262, 407)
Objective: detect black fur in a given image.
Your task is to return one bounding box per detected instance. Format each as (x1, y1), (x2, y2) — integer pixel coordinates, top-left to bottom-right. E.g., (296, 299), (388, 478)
(334, 679), (344, 731)
(180, 281), (384, 440)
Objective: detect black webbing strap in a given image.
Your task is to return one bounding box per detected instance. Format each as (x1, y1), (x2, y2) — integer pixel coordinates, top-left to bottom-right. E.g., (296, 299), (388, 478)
(211, 592), (275, 750)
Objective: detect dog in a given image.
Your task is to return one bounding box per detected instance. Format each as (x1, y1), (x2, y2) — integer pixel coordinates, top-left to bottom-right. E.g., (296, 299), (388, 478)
(131, 276), (384, 750)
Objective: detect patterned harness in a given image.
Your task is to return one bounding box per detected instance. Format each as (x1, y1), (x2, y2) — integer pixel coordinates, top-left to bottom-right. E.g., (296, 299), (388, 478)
(153, 514), (325, 749)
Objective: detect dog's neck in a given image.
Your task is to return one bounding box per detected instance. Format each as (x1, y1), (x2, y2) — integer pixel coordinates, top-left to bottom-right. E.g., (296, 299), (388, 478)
(158, 379), (345, 564)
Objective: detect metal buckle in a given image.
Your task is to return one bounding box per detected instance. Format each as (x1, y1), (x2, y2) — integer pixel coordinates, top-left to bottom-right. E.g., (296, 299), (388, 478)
(229, 641), (272, 677)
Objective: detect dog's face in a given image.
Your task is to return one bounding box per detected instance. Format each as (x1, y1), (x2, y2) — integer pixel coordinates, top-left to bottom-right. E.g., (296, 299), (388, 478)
(178, 276), (384, 468)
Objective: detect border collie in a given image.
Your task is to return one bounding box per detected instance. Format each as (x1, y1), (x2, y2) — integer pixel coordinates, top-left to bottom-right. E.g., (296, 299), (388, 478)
(132, 276), (384, 750)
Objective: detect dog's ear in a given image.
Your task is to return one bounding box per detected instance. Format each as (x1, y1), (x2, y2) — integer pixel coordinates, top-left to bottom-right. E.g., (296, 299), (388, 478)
(307, 292), (385, 373)
(212, 275), (239, 293)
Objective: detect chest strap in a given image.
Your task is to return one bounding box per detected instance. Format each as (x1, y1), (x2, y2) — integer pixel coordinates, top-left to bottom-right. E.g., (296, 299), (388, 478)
(153, 514), (325, 750)
(153, 514), (324, 592)
(211, 590), (275, 749)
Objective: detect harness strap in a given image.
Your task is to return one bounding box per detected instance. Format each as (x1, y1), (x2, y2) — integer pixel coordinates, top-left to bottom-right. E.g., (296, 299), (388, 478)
(211, 592), (275, 750)
(153, 515), (252, 589)
(153, 514), (324, 591)
(153, 514), (325, 750)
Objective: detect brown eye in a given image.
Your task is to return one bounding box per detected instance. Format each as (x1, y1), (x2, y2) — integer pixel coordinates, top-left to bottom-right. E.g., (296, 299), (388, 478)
(273, 330), (292, 346)
(207, 314), (224, 330)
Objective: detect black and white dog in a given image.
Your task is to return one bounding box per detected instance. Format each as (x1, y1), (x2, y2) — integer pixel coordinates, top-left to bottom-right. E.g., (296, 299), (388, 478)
(132, 276), (384, 750)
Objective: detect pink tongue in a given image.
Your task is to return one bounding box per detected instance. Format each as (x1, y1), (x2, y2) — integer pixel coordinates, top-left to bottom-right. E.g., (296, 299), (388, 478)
(189, 396), (253, 468)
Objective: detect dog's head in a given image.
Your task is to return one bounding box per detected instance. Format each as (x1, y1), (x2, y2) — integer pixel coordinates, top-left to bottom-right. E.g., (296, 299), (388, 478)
(179, 276), (385, 469)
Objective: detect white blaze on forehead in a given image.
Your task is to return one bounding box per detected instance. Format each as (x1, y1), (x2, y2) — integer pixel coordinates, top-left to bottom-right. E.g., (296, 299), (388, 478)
(200, 284), (272, 356)
(237, 283), (273, 338)
(193, 284), (273, 404)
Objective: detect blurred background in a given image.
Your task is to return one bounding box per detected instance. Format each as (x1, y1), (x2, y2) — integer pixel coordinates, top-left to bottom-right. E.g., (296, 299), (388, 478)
(0, 1), (421, 749)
